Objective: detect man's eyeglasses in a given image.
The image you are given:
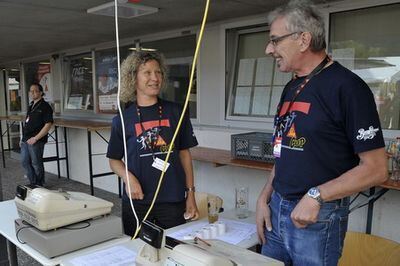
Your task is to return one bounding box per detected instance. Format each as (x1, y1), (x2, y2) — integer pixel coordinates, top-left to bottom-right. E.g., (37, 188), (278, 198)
(267, 32), (301, 46)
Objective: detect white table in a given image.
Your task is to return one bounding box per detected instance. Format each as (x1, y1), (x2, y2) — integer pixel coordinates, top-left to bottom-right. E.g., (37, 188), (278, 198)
(1, 199), (261, 265)
(61, 210), (261, 266)
(0, 200), (130, 266)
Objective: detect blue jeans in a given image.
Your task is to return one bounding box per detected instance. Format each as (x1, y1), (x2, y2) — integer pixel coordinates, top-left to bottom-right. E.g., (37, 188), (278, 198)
(20, 141), (45, 186)
(262, 191), (349, 266)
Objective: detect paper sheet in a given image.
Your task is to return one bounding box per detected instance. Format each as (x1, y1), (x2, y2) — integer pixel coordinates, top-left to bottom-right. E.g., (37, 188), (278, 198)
(167, 218), (256, 245)
(69, 245), (137, 266)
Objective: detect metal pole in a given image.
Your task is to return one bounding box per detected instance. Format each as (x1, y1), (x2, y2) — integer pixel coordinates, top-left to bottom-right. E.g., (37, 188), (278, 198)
(88, 131), (94, 195)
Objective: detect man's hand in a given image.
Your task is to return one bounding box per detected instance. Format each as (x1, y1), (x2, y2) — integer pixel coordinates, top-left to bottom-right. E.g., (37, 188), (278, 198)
(256, 198), (272, 244)
(290, 195), (321, 228)
(125, 177), (144, 200)
(184, 193), (199, 220)
(27, 137), (37, 145)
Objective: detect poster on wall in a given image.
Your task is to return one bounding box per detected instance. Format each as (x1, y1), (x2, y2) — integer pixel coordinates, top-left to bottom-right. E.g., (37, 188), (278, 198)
(37, 64), (53, 102)
(68, 60), (93, 110)
(96, 52), (118, 112)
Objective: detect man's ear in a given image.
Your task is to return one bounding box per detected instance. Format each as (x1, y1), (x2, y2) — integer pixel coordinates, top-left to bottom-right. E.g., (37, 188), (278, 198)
(299, 32), (312, 52)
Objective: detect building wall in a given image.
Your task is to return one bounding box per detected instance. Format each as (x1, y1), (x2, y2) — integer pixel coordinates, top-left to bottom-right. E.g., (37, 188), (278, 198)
(20, 0), (400, 244)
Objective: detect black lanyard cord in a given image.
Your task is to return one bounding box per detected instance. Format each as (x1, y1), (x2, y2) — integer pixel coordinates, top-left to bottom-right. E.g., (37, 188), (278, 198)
(276, 55), (330, 117)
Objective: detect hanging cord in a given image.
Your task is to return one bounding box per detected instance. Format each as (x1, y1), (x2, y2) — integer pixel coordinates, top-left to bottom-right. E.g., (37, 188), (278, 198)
(114, 0), (140, 235)
(132, 0), (210, 239)
(113, 0), (210, 239)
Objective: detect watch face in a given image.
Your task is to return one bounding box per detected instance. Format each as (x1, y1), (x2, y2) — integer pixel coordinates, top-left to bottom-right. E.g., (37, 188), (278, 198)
(308, 187), (319, 197)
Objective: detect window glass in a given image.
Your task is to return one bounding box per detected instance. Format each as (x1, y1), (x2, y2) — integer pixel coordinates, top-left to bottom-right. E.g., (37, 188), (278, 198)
(227, 27), (291, 119)
(64, 54), (93, 111)
(329, 3), (400, 130)
(8, 69), (21, 112)
(95, 47), (129, 114)
(24, 61), (53, 103)
(141, 35), (197, 118)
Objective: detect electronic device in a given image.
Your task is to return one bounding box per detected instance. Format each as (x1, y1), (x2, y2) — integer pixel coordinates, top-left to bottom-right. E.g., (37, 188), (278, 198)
(14, 216), (123, 258)
(136, 220), (283, 266)
(14, 185), (113, 231)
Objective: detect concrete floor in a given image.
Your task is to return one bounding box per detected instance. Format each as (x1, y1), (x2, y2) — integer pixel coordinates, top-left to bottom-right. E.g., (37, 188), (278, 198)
(0, 152), (122, 266)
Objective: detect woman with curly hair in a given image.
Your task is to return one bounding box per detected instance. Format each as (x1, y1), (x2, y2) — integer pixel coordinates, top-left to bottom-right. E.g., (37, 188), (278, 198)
(107, 51), (199, 236)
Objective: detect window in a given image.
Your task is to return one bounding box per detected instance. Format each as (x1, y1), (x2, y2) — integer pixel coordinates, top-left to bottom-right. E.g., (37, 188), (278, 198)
(329, 3), (400, 130)
(64, 53), (94, 111)
(141, 35), (197, 118)
(7, 69), (21, 112)
(226, 26), (292, 120)
(24, 61), (53, 103)
(95, 47), (129, 114)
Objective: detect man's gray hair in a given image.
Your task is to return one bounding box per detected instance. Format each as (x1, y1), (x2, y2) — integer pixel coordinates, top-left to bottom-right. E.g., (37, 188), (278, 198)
(268, 0), (326, 51)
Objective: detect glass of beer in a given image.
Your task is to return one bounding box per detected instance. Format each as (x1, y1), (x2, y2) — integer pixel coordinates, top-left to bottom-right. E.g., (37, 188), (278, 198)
(207, 195), (219, 223)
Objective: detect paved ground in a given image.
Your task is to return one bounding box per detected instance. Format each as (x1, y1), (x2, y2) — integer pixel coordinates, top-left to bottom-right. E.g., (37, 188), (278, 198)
(0, 152), (122, 266)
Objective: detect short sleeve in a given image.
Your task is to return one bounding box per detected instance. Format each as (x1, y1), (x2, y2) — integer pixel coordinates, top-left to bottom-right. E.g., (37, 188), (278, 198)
(106, 115), (124, 159)
(177, 107), (198, 150)
(341, 77), (385, 154)
(43, 103), (53, 123)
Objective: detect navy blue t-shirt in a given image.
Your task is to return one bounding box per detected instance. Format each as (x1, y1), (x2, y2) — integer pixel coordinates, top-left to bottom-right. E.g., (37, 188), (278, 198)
(273, 62), (385, 199)
(106, 99), (198, 204)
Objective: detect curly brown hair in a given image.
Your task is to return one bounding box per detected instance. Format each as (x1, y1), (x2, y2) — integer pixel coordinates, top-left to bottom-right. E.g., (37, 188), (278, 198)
(119, 51), (168, 103)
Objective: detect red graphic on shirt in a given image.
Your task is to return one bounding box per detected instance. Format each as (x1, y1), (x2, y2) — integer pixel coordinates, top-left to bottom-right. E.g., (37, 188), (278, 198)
(279, 101), (311, 116)
(135, 119), (170, 136)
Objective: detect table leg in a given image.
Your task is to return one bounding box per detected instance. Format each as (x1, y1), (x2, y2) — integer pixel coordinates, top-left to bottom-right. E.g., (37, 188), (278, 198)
(0, 122), (5, 168)
(6, 239), (17, 266)
(64, 127), (70, 179)
(88, 131), (94, 195)
(55, 127), (61, 179)
(366, 187), (375, 234)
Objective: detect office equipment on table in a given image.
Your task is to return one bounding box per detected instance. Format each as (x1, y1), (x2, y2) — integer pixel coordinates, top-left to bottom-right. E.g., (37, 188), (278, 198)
(13, 185), (122, 258)
(15, 185), (113, 231)
(136, 220), (283, 266)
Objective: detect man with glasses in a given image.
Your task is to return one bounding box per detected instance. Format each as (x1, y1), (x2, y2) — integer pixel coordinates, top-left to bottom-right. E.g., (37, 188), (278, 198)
(21, 83), (53, 187)
(256, 0), (388, 265)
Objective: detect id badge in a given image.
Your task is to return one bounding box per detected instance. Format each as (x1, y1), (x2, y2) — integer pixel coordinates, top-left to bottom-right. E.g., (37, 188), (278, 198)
(152, 157), (170, 172)
(273, 137), (282, 158)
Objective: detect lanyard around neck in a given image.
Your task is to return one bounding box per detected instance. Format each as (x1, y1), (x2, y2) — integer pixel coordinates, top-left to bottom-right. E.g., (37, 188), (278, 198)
(277, 55), (330, 117)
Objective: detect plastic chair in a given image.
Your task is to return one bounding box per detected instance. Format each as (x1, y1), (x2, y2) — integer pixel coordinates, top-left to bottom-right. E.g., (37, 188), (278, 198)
(338, 231), (400, 266)
(194, 192), (223, 219)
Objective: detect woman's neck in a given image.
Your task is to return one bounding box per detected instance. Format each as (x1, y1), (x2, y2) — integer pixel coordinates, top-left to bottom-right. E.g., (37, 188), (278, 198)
(136, 95), (158, 107)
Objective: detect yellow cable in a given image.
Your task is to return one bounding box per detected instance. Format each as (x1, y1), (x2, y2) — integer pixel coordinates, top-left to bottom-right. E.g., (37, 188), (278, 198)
(132, 0), (211, 239)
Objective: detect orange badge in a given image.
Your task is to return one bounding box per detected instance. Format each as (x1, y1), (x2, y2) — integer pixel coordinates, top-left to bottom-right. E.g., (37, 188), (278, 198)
(287, 124), (297, 138)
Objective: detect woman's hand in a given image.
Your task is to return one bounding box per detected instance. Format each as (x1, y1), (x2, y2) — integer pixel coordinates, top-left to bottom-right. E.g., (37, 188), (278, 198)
(125, 176), (144, 200)
(184, 192), (199, 220)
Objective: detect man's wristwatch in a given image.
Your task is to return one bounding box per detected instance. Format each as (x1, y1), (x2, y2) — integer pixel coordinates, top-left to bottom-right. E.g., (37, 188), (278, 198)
(307, 187), (323, 205)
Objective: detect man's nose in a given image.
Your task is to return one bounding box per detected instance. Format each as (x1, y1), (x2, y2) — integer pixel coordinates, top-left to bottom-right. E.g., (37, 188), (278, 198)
(265, 42), (275, 55)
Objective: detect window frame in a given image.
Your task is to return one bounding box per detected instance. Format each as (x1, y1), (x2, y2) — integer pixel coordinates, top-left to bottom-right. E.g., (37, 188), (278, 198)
(226, 25), (280, 123)
(62, 51), (96, 115)
(324, 0), (400, 138)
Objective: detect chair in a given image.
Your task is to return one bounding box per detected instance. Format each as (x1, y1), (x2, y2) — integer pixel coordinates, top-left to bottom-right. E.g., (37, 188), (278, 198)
(339, 231), (400, 266)
(195, 192), (223, 219)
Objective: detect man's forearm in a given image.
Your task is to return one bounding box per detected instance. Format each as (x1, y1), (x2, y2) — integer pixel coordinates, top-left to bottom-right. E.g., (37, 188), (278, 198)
(258, 166), (275, 203)
(34, 122), (52, 140)
(319, 148), (388, 202)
